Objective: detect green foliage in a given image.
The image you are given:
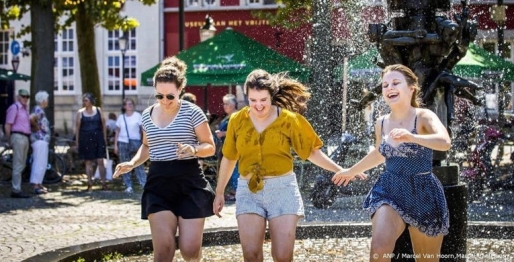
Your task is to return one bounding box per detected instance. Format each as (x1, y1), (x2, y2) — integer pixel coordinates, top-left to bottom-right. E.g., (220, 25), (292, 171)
(0, 0), (156, 35)
(0, 1), (30, 32)
(101, 251), (124, 261)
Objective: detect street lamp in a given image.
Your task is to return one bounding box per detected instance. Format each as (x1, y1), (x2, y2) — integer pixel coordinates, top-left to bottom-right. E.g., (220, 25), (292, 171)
(11, 56), (20, 73)
(118, 33), (128, 113)
(200, 14), (217, 42)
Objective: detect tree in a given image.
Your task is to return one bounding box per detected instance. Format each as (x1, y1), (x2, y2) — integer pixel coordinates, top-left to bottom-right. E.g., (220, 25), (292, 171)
(1, 0), (55, 128)
(1, 0), (157, 131)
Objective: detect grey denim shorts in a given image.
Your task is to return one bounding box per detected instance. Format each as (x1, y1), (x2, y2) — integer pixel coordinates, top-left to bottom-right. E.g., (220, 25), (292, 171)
(235, 173), (304, 220)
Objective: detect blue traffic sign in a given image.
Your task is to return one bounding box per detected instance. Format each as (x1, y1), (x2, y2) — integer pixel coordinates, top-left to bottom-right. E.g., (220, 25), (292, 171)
(11, 41), (20, 55)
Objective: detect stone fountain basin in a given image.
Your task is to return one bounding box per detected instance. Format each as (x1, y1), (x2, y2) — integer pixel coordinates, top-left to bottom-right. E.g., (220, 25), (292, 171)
(25, 222), (514, 262)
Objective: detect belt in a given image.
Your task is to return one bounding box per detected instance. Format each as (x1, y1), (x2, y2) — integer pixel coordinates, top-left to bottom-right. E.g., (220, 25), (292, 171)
(11, 131), (30, 138)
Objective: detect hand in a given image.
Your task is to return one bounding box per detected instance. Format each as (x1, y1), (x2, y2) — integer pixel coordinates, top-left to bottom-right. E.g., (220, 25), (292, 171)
(388, 128), (414, 143)
(212, 194), (225, 218)
(331, 169), (365, 187)
(177, 143), (196, 159)
(215, 130), (224, 139)
(113, 161), (135, 179)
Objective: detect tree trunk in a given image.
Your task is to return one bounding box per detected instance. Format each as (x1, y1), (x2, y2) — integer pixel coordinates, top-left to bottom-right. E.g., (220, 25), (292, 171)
(308, 0), (338, 141)
(30, 0), (55, 133)
(75, 3), (102, 107)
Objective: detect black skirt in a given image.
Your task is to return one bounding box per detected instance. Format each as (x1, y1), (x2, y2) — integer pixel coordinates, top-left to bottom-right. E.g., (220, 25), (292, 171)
(141, 159), (215, 219)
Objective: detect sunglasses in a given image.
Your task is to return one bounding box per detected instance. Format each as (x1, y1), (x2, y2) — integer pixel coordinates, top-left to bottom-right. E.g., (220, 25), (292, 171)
(21, 96), (30, 99)
(155, 94), (175, 100)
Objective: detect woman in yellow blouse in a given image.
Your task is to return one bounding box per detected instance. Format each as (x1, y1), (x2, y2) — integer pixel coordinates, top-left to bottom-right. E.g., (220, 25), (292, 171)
(213, 69), (366, 261)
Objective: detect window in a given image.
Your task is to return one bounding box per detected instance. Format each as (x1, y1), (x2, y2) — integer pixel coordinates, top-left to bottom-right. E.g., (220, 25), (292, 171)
(106, 29), (137, 94)
(0, 31), (10, 66)
(54, 28), (76, 93)
(186, 0), (218, 7)
(246, 0), (276, 5)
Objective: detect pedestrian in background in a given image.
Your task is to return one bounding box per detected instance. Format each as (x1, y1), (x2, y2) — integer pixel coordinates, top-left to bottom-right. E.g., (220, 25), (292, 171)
(75, 93), (108, 191)
(30, 91), (51, 195)
(106, 112), (117, 145)
(181, 92), (197, 104)
(4, 89), (32, 198)
(114, 98), (146, 193)
(213, 69), (363, 261)
(214, 93), (239, 201)
(113, 56), (216, 261)
(332, 64), (450, 260)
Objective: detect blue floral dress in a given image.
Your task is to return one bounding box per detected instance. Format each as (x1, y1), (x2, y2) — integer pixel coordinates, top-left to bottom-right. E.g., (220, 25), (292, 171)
(363, 116), (449, 237)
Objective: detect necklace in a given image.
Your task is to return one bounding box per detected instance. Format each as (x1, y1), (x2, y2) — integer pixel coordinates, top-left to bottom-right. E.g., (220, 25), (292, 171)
(391, 108), (415, 126)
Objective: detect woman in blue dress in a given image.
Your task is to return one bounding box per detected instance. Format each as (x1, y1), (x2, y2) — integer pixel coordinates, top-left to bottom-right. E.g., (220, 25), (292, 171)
(333, 64), (451, 260)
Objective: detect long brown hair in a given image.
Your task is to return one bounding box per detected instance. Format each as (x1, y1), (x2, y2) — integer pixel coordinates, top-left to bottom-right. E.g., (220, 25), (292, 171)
(381, 64), (423, 107)
(244, 69), (311, 114)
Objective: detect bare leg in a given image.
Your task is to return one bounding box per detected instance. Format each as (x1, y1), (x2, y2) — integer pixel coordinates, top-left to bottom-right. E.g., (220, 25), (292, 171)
(370, 205), (406, 261)
(268, 214), (299, 262)
(177, 217), (206, 261)
(84, 160), (94, 191)
(148, 211), (178, 261)
(96, 158), (106, 189)
(408, 227), (444, 262)
(237, 214), (266, 262)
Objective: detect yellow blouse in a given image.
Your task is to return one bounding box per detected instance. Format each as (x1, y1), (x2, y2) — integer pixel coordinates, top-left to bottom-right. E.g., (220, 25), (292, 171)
(222, 106), (323, 178)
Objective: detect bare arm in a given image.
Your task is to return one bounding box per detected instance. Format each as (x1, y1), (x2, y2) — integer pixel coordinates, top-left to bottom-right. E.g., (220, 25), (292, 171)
(177, 121), (216, 159)
(332, 119), (386, 186)
(74, 110), (82, 146)
(194, 122), (215, 157)
(389, 109), (451, 151)
(415, 109), (451, 151)
(4, 123), (12, 141)
(98, 107), (107, 143)
(213, 156), (238, 217)
(307, 148), (343, 173)
(113, 131), (150, 178)
(113, 126), (121, 154)
(128, 131), (150, 167)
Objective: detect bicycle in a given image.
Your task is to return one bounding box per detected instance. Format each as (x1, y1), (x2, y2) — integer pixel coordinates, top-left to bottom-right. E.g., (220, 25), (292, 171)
(0, 142), (66, 184)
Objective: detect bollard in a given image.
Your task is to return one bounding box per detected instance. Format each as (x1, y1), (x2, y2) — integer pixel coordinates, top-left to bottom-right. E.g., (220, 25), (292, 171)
(392, 164), (467, 262)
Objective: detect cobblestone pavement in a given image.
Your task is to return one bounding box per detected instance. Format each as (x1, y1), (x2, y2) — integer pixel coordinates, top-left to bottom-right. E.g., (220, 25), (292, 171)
(0, 173), (513, 262)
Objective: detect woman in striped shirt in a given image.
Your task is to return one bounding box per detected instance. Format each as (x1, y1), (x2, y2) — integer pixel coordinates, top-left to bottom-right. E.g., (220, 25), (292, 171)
(113, 57), (216, 261)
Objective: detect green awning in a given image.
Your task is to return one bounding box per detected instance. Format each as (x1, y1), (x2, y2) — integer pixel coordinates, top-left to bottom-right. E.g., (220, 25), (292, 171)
(141, 28), (309, 86)
(346, 47), (381, 83)
(452, 43), (514, 81)
(0, 68), (30, 81)
(344, 44), (514, 82)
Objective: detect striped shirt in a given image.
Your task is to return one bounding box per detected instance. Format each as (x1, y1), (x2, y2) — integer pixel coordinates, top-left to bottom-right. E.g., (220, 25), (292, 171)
(142, 101), (207, 161)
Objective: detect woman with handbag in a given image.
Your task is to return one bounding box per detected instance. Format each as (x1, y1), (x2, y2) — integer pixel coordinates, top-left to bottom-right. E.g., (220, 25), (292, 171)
(30, 91), (51, 194)
(114, 98), (146, 193)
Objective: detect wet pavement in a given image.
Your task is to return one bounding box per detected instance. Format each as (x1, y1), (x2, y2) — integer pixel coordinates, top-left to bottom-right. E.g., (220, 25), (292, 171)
(0, 172), (513, 262)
